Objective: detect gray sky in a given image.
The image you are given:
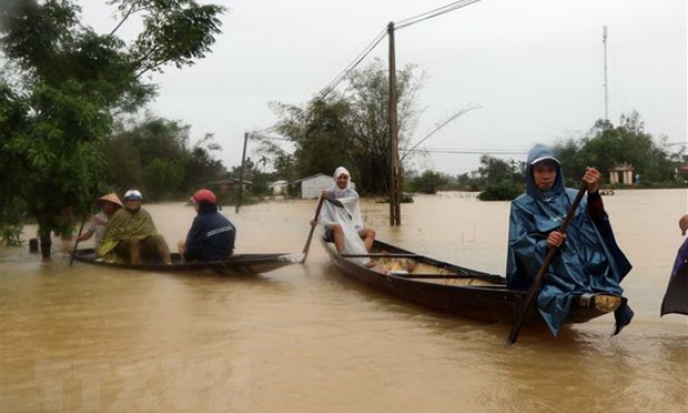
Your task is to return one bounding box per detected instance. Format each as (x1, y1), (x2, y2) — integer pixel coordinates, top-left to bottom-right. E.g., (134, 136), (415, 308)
(83, 0), (687, 175)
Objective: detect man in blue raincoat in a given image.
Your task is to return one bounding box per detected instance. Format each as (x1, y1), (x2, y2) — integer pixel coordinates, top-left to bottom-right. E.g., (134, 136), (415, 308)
(506, 144), (633, 336)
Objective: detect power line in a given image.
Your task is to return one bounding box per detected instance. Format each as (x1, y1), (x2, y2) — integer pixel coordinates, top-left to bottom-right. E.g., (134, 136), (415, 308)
(261, 0), (485, 139)
(251, 126), (278, 135)
(396, 0), (484, 30)
(317, 27), (387, 100)
(250, 133), (291, 142)
(403, 147), (528, 155)
(317, 0), (485, 99)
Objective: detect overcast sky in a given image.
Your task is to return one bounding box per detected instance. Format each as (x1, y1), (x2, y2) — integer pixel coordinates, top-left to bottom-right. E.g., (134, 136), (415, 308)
(83, 0), (687, 175)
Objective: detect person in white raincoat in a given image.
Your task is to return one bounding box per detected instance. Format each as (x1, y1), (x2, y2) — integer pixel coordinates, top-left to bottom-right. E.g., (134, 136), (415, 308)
(312, 166), (376, 255)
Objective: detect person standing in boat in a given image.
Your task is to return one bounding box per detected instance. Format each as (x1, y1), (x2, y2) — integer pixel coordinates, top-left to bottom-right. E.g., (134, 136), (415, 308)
(74, 193), (123, 253)
(177, 188), (236, 261)
(679, 214), (688, 236)
(98, 189), (172, 265)
(312, 166), (375, 254)
(660, 214), (688, 316)
(506, 144), (633, 336)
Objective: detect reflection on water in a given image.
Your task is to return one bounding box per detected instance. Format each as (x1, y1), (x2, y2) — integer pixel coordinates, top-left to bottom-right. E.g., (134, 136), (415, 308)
(1, 189), (687, 412)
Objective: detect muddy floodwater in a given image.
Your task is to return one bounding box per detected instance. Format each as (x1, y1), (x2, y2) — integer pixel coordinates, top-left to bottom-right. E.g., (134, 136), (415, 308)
(1, 189), (687, 413)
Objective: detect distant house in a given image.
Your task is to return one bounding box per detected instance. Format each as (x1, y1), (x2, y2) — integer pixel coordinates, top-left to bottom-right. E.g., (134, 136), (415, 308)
(202, 178), (252, 205)
(268, 180), (288, 195)
(204, 178), (252, 193)
(608, 163), (634, 185)
(291, 173), (356, 199)
(291, 174), (332, 199)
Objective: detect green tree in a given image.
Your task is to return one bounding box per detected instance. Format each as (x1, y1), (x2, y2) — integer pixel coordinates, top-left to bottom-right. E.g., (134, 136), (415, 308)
(271, 97), (354, 180)
(477, 155), (516, 184)
(271, 58), (424, 195)
(104, 117), (226, 199)
(408, 170), (448, 194)
(554, 111), (678, 185)
(474, 155), (524, 201)
(143, 158), (185, 198)
(0, 0), (225, 257)
(184, 133), (226, 190)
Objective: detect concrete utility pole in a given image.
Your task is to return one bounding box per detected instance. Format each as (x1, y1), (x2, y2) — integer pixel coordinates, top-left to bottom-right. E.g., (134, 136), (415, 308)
(236, 131), (249, 213)
(603, 25), (609, 122)
(387, 21), (401, 226)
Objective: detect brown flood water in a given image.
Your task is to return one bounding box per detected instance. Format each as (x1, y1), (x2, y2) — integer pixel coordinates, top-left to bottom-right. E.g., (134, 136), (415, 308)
(1, 189), (687, 413)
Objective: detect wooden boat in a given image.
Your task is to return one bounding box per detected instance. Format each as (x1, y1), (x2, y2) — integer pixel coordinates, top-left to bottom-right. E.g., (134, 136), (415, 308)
(72, 248), (303, 275)
(321, 238), (627, 326)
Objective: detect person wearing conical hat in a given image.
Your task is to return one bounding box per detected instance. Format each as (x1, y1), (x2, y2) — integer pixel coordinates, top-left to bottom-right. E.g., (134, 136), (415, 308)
(74, 193), (123, 252)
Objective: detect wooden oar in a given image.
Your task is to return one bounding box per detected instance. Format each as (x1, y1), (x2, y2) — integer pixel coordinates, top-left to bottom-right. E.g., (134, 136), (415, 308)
(301, 196), (325, 263)
(69, 216), (87, 266)
(506, 183), (588, 345)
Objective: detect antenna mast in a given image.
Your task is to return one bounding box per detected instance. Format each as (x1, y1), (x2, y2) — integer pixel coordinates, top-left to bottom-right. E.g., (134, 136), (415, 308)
(603, 26), (609, 121)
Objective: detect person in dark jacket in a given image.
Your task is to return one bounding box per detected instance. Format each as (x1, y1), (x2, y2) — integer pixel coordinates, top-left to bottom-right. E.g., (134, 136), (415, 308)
(178, 189), (236, 261)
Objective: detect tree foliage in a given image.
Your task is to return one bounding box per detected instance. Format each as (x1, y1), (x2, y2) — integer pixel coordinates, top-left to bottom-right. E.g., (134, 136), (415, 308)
(104, 116), (226, 200)
(553, 111), (679, 185)
(270, 58), (424, 195)
(406, 170), (448, 194)
(459, 111), (684, 200)
(0, 0), (225, 255)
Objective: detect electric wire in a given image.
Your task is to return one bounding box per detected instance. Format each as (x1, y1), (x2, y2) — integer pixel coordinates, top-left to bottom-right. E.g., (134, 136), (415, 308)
(396, 0), (484, 30)
(317, 27), (387, 100)
(402, 147), (528, 155)
(268, 1), (486, 144)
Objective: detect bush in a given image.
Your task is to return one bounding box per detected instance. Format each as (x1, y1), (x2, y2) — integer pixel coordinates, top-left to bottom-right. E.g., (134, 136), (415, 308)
(478, 181), (523, 201)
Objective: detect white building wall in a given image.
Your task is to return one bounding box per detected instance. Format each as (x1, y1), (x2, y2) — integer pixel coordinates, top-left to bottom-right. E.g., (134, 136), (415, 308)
(300, 175), (358, 199)
(301, 175), (333, 199)
(270, 180), (288, 195)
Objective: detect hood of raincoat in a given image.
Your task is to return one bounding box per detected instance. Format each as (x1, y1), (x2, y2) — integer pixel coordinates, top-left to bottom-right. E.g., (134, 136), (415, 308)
(525, 144), (564, 201)
(332, 166), (352, 191)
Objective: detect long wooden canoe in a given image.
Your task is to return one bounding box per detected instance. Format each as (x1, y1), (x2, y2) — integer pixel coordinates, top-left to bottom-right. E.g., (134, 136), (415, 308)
(72, 248), (303, 275)
(321, 238), (626, 326)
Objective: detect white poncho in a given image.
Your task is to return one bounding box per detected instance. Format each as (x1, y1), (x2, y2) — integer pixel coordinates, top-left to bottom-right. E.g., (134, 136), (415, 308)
(319, 167), (369, 261)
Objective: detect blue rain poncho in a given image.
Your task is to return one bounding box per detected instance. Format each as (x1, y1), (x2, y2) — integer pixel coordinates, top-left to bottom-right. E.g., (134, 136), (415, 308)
(506, 145), (633, 336)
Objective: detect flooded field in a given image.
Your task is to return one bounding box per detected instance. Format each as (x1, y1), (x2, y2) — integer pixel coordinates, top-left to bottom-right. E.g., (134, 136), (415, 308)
(1, 189), (686, 412)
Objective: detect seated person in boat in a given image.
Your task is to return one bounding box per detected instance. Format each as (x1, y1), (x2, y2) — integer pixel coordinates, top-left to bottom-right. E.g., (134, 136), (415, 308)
(74, 193), (123, 253)
(177, 189), (236, 261)
(506, 144), (633, 336)
(97, 190), (172, 265)
(311, 166), (375, 254)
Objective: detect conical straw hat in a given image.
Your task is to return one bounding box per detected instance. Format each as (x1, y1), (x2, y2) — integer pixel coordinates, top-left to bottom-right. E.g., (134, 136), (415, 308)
(97, 193), (123, 208)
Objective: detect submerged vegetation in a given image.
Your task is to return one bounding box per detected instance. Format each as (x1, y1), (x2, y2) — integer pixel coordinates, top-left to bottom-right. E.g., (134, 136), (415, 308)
(411, 111), (687, 201)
